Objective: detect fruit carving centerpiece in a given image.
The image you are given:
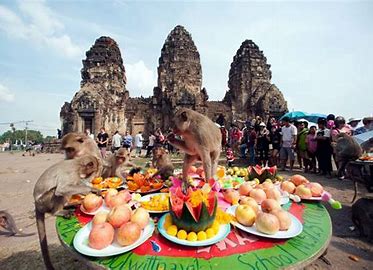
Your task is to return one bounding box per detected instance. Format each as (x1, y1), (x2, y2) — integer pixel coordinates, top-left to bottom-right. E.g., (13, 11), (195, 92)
(248, 165), (278, 183)
(169, 179), (218, 233)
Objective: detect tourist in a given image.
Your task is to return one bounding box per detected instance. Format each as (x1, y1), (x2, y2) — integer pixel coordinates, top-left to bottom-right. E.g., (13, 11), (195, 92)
(122, 131), (133, 151)
(279, 117), (297, 172)
(134, 131), (144, 157)
(306, 126), (318, 173)
(247, 125), (257, 165)
(165, 128), (175, 154)
(296, 121), (309, 172)
(354, 117), (373, 135)
(155, 128), (165, 147)
(347, 118), (361, 133)
(315, 118), (333, 178)
(96, 127), (109, 158)
(146, 132), (156, 158)
(85, 129), (94, 140)
(331, 116), (352, 178)
(230, 124), (242, 155)
(226, 145), (235, 167)
(220, 125), (228, 150)
(239, 126), (249, 158)
(256, 122), (270, 166)
(111, 131), (122, 152)
(269, 125), (281, 167)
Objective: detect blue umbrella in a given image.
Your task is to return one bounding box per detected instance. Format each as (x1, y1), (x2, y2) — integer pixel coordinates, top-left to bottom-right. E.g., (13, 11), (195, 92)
(303, 113), (327, 123)
(280, 111), (307, 120)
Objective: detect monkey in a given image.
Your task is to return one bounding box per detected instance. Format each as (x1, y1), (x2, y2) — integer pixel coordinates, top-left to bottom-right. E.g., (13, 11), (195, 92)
(61, 132), (103, 174)
(151, 146), (174, 180)
(0, 210), (34, 237)
(101, 148), (137, 179)
(33, 155), (100, 270)
(335, 133), (362, 179)
(352, 198), (373, 243)
(167, 108), (222, 190)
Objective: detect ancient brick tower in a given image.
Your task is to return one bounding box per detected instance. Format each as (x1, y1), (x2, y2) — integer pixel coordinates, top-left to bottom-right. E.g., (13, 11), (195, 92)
(224, 40), (287, 120)
(152, 25), (209, 130)
(60, 36), (129, 136)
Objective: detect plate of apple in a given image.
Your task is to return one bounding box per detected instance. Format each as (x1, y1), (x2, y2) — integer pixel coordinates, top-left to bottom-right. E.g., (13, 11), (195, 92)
(74, 206), (155, 257)
(280, 175), (325, 201)
(80, 193), (110, 215)
(226, 199), (303, 239)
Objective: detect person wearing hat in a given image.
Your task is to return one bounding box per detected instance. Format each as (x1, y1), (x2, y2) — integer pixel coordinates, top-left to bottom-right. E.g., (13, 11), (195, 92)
(257, 122), (270, 166)
(315, 117), (333, 177)
(280, 117), (297, 172)
(347, 118), (361, 131)
(354, 117), (373, 135)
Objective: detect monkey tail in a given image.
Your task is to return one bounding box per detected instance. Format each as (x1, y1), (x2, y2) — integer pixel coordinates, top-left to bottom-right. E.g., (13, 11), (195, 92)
(35, 209), (55, 270)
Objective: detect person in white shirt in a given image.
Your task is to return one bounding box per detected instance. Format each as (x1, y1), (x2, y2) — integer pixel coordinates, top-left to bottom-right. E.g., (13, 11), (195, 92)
(280, 117), (297, 172)
(112, 131), (122, 152)
(85, 129), (94, 140)
(134, 131), (144, 157)
(146, 132), (156, 157)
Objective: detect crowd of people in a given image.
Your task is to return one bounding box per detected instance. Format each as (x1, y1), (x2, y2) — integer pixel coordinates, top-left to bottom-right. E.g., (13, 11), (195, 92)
(88, 113), (372, 180)
(221, 114), (373, 179)
(89, 127), (174, 159)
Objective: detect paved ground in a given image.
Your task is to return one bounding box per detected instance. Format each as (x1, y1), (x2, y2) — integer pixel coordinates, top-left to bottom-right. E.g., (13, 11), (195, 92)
(0, 152), (372, 269)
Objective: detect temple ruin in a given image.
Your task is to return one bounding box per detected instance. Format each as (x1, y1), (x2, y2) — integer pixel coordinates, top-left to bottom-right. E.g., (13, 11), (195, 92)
(60, 26), (288, 137)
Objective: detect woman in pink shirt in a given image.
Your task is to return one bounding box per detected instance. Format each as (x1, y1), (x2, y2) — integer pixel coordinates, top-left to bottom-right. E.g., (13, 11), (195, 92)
(306, 126), (317, 173)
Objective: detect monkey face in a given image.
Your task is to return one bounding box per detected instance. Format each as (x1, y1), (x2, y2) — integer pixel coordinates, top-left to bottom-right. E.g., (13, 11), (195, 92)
(78, 156), (99, 178)
(153, 147), (168, 159)
(61, 133), (87, 159)
(173, 109), (190, 133)
(115, 149), (130, 165)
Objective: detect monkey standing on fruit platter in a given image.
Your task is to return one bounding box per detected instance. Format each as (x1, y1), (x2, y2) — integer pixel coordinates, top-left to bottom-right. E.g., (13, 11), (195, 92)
(102, 148), (137, 179)
(167, 108), (222, 190)
(152, 147), (175, 180)
(33, 155), (100, 270)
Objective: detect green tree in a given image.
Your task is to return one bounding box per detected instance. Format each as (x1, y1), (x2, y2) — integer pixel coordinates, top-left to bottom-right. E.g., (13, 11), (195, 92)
(0, 130), (44, 144)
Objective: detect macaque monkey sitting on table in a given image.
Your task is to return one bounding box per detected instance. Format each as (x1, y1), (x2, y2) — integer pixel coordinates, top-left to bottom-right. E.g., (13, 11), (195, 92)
(152, 147), (174, 180)
(33, 155), (100, 270)
(167, 108), (222, 191)
(102, 148), (138, 179)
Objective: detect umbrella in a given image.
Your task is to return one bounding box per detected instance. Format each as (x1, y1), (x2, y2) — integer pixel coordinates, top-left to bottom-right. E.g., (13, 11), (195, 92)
(280, 111), (307, 120)
(353, 130), (373, 145)
(303, 113), (327, 123)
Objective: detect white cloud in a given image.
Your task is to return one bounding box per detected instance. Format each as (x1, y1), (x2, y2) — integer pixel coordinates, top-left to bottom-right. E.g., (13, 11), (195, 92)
(126, 60), (156, 97)
(0, 84), (15, 102)
(0, 1), (82, 58)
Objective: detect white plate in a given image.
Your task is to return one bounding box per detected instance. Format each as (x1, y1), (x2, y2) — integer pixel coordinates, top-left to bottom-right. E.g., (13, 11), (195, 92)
(226, 205), (303, 239)
(280, 195), (290, 205)
(73, 220), (155, 257)
(138, 193), (170, 213)
(80, 203), (110, 216)
(158, 213), (231, 247)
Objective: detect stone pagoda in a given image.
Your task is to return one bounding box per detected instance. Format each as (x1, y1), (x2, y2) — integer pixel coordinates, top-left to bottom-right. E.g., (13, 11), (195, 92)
(223, 40), (287, 120)
(60, 36), (129, 135)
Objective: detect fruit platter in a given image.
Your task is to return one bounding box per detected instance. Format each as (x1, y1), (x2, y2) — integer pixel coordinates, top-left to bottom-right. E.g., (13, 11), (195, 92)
(126, 172), (164, 194)
(91, 177), (123, 190)
(138, 193), (170, 213)
(226, 204), (303, 239)
(156, 179), (232, 246)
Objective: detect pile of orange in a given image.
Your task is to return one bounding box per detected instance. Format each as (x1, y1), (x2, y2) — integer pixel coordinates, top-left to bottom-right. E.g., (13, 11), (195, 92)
(127, 173), (164, 192)
(91, 177), (123, 189)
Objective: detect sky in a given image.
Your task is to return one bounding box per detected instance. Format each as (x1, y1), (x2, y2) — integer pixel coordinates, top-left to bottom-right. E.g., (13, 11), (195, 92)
(0, 0), (372, 136)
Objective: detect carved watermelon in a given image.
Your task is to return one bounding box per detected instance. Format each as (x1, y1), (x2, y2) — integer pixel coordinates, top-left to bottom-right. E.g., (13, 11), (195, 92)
(248, 165), (277, 183)
(169, 193), (217, 232)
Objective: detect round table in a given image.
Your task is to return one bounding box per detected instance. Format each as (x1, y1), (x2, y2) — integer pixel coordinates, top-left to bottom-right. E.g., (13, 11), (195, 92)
(56, 201), (332, 270)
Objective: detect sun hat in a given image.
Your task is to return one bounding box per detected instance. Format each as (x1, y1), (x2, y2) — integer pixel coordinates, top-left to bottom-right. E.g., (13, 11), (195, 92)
(347, 118), (361, 124)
